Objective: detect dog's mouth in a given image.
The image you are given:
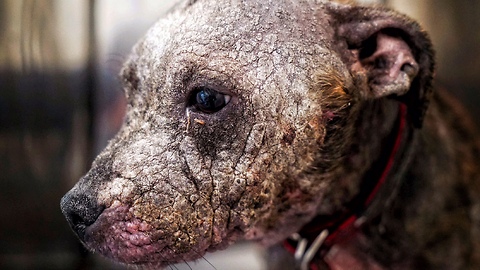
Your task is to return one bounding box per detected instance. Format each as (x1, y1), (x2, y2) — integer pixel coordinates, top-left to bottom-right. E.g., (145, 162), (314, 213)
(83, 203), (160, 265)
(81, 201), (224, 267)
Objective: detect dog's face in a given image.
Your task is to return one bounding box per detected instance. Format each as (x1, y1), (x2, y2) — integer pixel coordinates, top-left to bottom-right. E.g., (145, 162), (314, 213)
(61, 0), (433, 267)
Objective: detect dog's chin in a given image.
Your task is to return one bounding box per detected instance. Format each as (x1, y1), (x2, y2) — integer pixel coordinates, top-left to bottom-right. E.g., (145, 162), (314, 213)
(82, 204), (216, 267)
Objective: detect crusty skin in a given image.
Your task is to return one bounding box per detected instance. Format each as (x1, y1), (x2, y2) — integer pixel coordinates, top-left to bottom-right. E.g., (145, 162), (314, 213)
(60, 0), (480, 269)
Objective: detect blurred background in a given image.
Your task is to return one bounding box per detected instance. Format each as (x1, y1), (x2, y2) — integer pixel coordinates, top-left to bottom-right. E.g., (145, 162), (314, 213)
(0, 0), (478, 269)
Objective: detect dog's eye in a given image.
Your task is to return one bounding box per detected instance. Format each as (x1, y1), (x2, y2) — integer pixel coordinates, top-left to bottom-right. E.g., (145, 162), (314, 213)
(191, 87), (231, 113)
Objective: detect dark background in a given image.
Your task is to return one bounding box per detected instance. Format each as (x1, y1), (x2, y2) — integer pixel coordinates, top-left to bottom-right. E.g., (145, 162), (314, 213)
(0, 0), (478, 269)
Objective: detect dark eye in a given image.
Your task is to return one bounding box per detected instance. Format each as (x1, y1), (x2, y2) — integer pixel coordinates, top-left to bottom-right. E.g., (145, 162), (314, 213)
(191, 87), (231, 113)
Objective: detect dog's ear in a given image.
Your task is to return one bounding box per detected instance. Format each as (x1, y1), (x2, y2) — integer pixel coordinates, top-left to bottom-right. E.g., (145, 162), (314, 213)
(328, 4), (435, 127)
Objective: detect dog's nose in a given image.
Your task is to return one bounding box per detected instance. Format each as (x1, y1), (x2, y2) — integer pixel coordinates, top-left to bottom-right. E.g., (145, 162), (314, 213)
(60, 191), (105, 241)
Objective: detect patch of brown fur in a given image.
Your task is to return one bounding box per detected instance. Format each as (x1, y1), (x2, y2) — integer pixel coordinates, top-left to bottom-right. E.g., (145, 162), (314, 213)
(311, 68), (356, 174)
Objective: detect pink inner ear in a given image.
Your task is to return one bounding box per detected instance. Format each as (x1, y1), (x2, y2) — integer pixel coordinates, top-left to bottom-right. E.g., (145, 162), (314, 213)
(359, 33), (420, 98)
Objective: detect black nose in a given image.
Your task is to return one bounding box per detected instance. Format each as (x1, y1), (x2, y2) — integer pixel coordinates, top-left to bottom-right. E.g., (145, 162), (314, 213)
(60, 191), (105, 241)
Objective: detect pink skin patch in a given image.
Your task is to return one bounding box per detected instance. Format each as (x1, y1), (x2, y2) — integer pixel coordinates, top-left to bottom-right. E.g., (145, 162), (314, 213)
(84, 205), (168, 266)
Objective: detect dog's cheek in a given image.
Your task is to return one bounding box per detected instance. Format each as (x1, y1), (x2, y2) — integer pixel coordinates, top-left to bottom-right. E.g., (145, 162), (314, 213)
(235, 69), (353, 244)
(221, 105), (330, 245)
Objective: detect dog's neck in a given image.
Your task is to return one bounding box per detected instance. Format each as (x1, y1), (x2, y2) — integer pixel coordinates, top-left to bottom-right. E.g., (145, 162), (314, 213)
(284, 102), (417, 270)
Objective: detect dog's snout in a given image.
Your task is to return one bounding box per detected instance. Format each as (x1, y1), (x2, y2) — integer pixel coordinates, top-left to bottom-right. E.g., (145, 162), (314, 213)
(60, 191), (104, 241)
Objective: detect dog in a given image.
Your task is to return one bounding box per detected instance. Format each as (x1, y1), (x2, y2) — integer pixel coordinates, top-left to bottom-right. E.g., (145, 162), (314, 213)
(61, 0), (480, 269)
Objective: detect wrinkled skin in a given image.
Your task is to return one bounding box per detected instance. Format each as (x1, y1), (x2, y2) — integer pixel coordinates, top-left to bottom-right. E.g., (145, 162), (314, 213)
(61, 0), (480, 269)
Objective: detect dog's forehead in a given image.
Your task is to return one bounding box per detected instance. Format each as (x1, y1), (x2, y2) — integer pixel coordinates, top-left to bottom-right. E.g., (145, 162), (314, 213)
(176, 0), (333, 39)
(137, 0), (336, 77)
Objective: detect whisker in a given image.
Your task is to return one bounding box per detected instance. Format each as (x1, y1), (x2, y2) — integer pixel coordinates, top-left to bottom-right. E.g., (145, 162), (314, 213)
(191, 249), (217, 270)
(183, 260), (193, 270)
(202, 255), (218, 270)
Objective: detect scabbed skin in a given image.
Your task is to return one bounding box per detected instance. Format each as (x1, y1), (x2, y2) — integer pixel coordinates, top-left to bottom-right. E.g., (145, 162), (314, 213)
(61, 0), (480, 269)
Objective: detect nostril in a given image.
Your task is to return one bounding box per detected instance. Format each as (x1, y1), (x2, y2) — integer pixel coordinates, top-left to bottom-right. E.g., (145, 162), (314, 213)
(69, 211), (87, 239)
(60, 191), (105, 241)
(69, 211), (83, 227)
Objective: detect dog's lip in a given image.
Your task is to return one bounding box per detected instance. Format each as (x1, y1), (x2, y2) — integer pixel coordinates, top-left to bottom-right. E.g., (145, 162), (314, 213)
(83, 203), (168, 265)
(81, 201), (222, 266)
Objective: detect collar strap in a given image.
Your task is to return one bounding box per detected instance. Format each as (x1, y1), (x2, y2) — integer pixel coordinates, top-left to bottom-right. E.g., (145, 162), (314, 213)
(284, 103), (412, 270)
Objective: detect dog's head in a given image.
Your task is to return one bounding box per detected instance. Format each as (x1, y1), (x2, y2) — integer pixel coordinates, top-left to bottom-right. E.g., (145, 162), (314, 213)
(61, 0), (433, 267)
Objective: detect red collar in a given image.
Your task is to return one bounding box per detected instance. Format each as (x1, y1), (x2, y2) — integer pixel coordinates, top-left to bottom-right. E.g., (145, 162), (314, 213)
(283, 104), (410, 270)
